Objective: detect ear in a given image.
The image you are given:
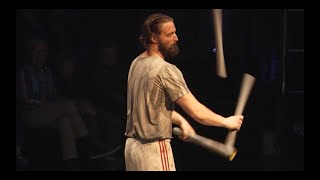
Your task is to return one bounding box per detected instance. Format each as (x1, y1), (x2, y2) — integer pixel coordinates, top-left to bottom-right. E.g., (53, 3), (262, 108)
(150, 34), (158, 44)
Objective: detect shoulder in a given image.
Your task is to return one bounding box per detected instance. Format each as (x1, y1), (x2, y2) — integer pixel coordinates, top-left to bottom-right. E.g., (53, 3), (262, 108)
(162, 63), (181, 74)
(158, 63), (185, 82)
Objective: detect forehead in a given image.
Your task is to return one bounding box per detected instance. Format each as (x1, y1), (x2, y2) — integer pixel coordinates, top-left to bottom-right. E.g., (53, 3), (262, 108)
(160, 21), (176, 33)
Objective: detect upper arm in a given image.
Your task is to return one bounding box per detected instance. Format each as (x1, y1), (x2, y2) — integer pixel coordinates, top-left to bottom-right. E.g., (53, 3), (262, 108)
(18, 68), (28, 100)
(175, 93), (201, 119)
(160, 64), (190, 102)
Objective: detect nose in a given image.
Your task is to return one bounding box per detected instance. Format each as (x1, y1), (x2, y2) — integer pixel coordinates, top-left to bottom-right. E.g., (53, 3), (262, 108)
(174, 33), (178, 42)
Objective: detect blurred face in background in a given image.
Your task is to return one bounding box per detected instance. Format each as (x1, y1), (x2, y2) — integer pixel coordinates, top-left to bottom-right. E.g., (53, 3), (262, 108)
(60, 60), (75, 80)
(101, 47), (117, 67)
(31, 41), (48, 68)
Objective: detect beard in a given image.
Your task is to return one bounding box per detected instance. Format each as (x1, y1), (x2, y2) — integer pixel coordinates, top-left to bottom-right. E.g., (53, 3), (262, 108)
(159, 43), (179, 58)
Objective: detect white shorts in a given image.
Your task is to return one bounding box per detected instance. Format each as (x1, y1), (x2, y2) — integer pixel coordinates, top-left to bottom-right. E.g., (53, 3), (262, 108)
(124, 137), (176, 171)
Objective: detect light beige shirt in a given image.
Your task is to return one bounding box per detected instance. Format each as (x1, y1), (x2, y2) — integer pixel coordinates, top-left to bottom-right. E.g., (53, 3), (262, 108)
(125, 54), (190, 142)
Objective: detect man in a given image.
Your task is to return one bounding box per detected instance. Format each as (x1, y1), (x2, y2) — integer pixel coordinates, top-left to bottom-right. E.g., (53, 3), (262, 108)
(125, 13), (244, 171)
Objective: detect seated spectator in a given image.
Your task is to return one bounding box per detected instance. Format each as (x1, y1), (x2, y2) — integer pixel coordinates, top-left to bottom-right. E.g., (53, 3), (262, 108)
(55, 54), (111, 159)
(17, 39), (111, 170)
(89, 40), (126, 153)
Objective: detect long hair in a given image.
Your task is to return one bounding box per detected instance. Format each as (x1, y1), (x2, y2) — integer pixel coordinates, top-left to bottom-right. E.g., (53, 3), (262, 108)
(139, 13), (173, 49)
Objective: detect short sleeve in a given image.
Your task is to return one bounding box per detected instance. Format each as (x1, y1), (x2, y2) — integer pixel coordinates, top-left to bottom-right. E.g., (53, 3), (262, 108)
(159, 64), (190, 101)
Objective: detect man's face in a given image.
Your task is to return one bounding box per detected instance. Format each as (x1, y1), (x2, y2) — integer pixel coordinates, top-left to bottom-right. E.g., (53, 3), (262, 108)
(157, 21), (179, 58)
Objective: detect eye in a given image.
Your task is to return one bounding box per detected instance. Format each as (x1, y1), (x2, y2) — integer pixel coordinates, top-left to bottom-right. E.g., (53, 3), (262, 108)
(167, 32), (174, 37)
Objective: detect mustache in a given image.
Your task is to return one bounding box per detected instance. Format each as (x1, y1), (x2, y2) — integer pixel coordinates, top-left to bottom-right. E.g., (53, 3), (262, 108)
(167, 43), (179, 58)
(169, 43), (178, 49)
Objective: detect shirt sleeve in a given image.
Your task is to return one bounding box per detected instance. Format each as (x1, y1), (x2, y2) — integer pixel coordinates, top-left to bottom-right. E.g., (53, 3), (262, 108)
(160, 64), (190, 101)
(18, 67), (30, 104)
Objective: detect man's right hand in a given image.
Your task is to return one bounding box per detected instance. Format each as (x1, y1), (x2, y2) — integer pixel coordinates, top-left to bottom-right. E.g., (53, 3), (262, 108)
(224, 115), (244, 131)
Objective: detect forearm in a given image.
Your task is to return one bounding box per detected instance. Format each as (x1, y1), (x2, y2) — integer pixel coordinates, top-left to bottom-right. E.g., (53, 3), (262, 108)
(171, 110), (196, 139)
(176, 93), (227, 128)
(171, 110), (187, 126)
(193, 103), (226, 127)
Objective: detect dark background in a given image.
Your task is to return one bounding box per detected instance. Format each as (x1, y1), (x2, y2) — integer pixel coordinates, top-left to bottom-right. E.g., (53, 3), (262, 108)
(16, 9), (304, 171)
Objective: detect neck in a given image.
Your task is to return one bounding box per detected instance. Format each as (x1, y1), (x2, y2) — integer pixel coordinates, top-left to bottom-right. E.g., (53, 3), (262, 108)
(148, 47), (164, 59)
